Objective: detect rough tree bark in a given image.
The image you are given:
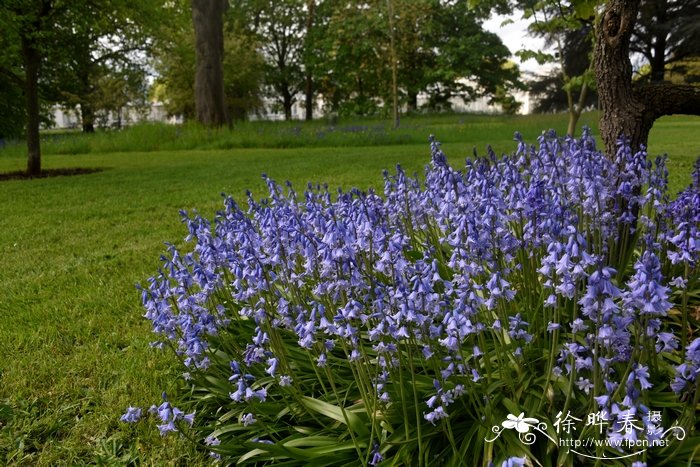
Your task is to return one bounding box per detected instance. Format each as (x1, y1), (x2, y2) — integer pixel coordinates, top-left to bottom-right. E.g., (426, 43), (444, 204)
(594, 0), (700, 157)
(191, 0), (229, 126)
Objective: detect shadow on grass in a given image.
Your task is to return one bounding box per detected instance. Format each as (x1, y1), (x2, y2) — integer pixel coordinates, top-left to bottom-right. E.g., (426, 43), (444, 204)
(0, 167), (105, 182)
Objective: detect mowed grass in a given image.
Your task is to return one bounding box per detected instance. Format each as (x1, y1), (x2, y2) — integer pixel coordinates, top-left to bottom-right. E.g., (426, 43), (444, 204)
(0, 113), (698, 464)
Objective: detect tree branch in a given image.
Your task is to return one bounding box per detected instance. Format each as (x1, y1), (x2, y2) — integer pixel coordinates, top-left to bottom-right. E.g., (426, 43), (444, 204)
(636, 83), (700, 118)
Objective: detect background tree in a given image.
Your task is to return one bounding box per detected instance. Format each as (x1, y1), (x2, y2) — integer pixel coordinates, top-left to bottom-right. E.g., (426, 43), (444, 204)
(152, 0), (197, 120)
(0, 0), (58, 176)
(517, 0), (596, 136)
(239, 0), (307, 121)
(595, 0), (700, 157)
(317, 0), (520, 117)
(316, 0), (388, 116)
(54, 0), (158, 132)
(526, 22), (598, 115)
(631, 0), (700, 83)
(424, 1), (521, 111)
(302, 0), (320, 120)
(0, 0), (163, 174)
(191, 0), (229, 126)
(154, 0), (264, 122)
(0, 5), (26, 140)
(91, 65), (150, 129)
(386, 0), (400, 127)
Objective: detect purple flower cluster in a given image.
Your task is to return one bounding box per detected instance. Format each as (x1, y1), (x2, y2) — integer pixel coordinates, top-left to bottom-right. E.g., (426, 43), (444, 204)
(672, 338), (700, 395)
(149, 399), (195, 436)
(139, 130), (699, 459)
(120, 394), (195, 437)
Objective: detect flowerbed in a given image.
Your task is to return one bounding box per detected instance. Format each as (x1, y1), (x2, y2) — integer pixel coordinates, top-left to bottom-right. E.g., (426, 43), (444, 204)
(128, 130), (699, 466)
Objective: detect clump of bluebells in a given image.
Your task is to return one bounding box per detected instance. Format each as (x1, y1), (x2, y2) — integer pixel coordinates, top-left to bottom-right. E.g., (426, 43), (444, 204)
(136, 130), (699, 465)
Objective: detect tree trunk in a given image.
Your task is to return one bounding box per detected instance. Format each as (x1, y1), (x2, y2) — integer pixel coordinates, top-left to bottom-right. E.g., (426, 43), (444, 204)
(304, 72), (313, 121)
(81, 102), (95, 133)
(649, 0), (667, 82)
(407, 91), (418, 113)
(191, 0), (229, 126)
(304, 0), (315, 121)
(22, 36), (41, 176)
(282, 90), (293, 120)
(386, 0), (399, 128)
(594, 0), (700, 157)
(566, 82), (588, 137)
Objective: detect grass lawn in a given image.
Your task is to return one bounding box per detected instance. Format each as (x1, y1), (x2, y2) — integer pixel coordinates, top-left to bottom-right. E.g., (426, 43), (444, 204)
(0, 113), (698, 464)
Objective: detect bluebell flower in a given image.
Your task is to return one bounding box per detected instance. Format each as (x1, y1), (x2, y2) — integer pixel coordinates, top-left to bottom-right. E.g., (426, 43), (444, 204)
(120, 406), (142, 423)
(424, 406), (448, 425)
(501, 457), (527, 467)
(672, 338), (700, 394)
(241, 412), (256, 426)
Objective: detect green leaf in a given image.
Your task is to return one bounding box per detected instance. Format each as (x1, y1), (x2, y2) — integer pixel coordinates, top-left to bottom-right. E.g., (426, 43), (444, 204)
(300, 396), (370, 438)
(573, 0), (596, 19)
(516, 49), (555, 66)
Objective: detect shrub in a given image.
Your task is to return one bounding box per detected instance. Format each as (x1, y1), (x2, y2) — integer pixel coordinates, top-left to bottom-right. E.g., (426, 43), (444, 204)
(132, 130), (699, 465)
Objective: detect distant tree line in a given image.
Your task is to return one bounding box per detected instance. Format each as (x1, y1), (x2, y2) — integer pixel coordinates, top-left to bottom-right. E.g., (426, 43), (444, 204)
(157, 0), (523, 125)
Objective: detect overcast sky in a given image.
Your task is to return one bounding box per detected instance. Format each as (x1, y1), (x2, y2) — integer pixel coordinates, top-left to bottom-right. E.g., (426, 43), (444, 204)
(483, 12), (549, 75)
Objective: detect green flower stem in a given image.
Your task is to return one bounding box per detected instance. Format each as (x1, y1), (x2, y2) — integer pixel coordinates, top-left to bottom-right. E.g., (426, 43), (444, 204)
(406, 342), (427, 465)
(680, 263), (689, 351)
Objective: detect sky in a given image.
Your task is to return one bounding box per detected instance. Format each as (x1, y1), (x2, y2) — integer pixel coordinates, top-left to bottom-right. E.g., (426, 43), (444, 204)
(483, 12), (549, 75)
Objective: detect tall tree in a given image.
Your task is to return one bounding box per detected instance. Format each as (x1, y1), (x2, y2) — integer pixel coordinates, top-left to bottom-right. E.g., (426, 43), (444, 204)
(594, 0), (700, 157)
(254, 0), (306, 120)
(192, 0), (229, 126)
(317, 0), (388, 117)
(386, 0), (399, 127)
(55, 0), (158, 132)
(631, 0), (700, 83)
(154, 0), (264, 122)
(425, 1), (521, 110)
(302, 0), (318, 120)
(0, 0), (57, 176)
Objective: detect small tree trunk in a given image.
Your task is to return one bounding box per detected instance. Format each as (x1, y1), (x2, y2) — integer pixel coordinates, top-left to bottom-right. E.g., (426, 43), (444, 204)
(81, 102), (95, 133)
(566, 83), (588, 137)
(305, 72), (313, 121)
(22, 36), (41, 176)
(304, 0), (315, 121)
(386, 0), (399, 128)
(283, 90), (293, 120)
(407, 91), (418, 113)
(192, 0), (229, 126)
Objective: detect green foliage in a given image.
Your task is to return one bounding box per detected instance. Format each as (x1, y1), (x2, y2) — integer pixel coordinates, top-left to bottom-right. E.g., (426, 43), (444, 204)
(632, 0), (700, 82)
(0, 74), (25, 139)
(153, 0), (265, 122)
(312, 0), (521, 116)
